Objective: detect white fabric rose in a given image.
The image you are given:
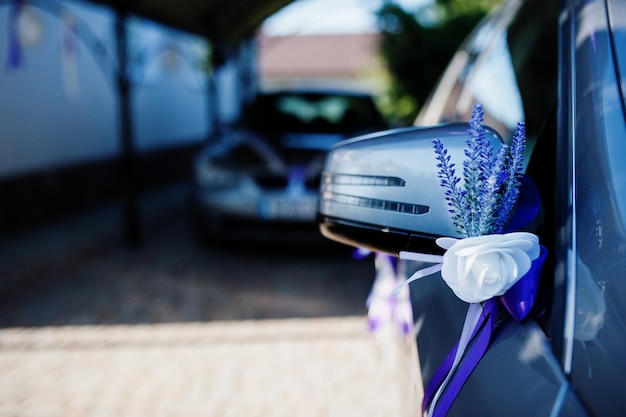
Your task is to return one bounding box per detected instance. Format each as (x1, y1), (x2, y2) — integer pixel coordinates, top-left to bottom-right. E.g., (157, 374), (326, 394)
(436, 232), (541, 303)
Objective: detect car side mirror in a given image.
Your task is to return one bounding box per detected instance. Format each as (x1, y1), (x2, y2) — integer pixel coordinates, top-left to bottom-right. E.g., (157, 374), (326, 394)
(317, 123), (505, 255)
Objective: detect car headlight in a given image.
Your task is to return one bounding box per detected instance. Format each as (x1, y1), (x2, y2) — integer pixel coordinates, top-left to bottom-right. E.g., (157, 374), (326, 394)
(195, 162), (239, 189)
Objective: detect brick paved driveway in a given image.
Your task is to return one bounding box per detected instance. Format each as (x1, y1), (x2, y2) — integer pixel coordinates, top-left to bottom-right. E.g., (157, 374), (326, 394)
(0, 185), (423, 417)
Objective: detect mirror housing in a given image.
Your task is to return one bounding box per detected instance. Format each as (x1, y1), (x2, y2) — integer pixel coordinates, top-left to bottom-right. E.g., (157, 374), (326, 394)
(317, 123), (505, 255)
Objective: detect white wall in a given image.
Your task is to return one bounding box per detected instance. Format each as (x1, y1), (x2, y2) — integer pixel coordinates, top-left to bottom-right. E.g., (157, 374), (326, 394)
(0, 0), (239, 179)
(130, 17), (211, 151)
(0, 1), (117, 177)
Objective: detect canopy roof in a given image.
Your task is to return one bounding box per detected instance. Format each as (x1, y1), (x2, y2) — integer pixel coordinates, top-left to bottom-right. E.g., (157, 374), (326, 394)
(88, 0), (294, 43)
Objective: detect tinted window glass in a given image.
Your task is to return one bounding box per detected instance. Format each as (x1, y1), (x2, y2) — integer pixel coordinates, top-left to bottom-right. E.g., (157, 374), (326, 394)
(570, 0), (626, 414)
(243, 92), (386, 136)
(417, 0), (557, 159)
(607, 0), (626, 110)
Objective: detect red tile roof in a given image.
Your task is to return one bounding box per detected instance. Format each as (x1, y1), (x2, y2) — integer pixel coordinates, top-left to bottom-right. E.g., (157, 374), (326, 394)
(258, 33), (382, 79)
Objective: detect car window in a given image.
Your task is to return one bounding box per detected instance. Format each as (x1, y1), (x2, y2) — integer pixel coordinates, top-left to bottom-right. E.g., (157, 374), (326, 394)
(567, 0), (626, 414)
(416, 0), (557, 164)
(243, 92), (386, 137)
(277, 96), (349, 124)
(607, 0), (626, 111)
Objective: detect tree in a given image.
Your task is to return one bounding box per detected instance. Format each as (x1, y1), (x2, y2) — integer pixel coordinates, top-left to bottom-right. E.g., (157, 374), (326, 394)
(376, 0), (500, 125)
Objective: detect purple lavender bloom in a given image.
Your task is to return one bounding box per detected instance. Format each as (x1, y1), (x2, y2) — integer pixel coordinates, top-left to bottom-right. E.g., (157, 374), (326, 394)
(433, 138), (469, 237)
(433, 104), (527, 237)
(479, 144), (509, 235)
(462, 105), (488, 236)
(493, 122), (526, 232)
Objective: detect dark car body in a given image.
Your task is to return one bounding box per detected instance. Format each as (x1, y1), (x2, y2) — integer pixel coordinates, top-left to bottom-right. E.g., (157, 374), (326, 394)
(318, 0), (626, 415)
(190, 88), (388, 243)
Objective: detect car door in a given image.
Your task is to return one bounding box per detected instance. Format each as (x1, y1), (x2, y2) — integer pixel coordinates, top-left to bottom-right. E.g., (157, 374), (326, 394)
(557, 0), (626, 415)
(408, 0), (589, 415)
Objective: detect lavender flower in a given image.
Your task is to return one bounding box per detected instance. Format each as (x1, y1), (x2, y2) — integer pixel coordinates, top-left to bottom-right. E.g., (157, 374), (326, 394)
(434, 138), (469, 236)
(433, 105), (526, 237)
(493, 121), (526, 232)
(478, 144), (508, 235)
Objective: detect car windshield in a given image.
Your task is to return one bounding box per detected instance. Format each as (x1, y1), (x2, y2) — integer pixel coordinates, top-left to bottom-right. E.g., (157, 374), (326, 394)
(241, 92), (386, 136)
(416, 0), (557, 158)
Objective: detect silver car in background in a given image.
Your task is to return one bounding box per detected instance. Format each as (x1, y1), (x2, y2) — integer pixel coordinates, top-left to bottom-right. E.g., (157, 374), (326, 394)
(190, 88), (388, 244)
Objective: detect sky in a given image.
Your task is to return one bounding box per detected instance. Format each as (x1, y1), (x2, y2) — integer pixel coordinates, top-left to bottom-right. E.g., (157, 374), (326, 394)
(262, 0), (432, 36)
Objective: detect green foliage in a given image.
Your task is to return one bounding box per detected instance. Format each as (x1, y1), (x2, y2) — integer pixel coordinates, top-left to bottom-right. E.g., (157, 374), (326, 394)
(376, 0), (500, 125)
(435, 0), (501, 17)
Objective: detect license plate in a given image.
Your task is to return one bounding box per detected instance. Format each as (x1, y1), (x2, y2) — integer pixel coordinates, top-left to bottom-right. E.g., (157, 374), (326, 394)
(259, 198), (318, 220)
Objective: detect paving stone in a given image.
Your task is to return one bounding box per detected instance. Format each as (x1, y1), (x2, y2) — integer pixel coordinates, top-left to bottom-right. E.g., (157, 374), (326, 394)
(0, 318), (422, 417)
(0, 185), (423, 416)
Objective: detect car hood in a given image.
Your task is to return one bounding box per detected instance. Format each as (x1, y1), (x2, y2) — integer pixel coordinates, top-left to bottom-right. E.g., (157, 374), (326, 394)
(279, 132), (348, 151)
(199, 129), (358, 183)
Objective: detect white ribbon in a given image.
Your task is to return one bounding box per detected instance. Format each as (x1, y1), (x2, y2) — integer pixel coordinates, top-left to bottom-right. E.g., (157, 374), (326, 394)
(391, 251), (444, 297)
(392, 250), (483, 416)
(427, 302), (483, 417)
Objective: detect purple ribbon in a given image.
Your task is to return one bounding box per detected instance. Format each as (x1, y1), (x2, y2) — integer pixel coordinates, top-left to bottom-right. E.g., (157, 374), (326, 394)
(6, 0), (23, 70)
(367, 254), (414, 336)
(501, 245), (548, 321)
(422, 175), (547, 416)
(62, 14), (79, 58)
(422, 299), (498, 417)
(503, 174), (541, 233)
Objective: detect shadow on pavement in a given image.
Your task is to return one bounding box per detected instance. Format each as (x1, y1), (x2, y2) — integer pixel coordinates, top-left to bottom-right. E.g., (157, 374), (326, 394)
(0, 183), (376, 328)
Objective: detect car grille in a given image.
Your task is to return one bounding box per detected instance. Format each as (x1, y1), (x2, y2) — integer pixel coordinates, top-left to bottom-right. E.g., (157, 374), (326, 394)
(255, 174), (321, 190)
(256, 175), (289, 189)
